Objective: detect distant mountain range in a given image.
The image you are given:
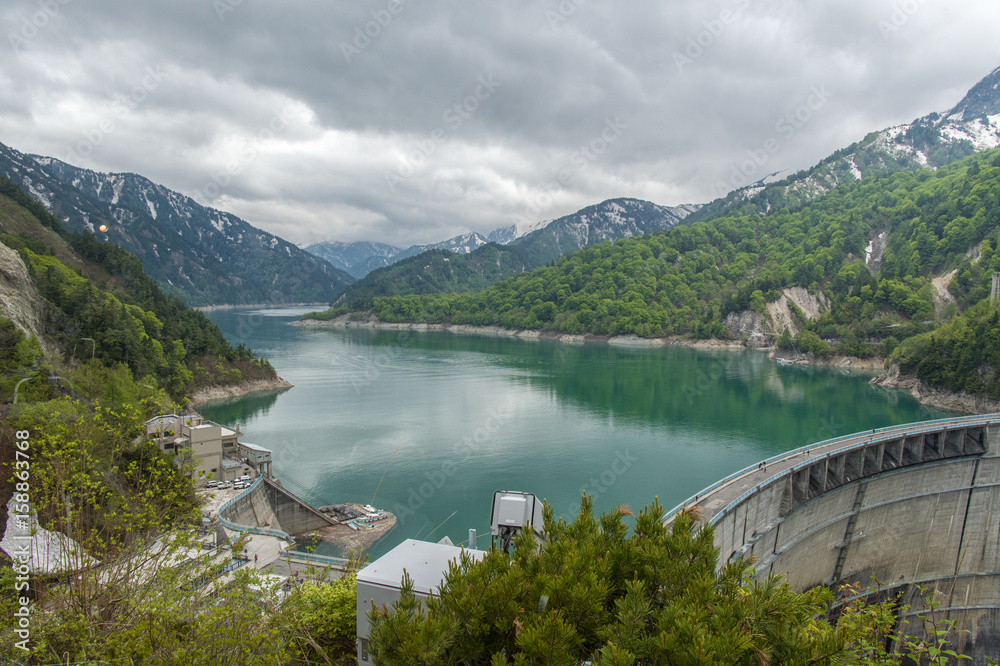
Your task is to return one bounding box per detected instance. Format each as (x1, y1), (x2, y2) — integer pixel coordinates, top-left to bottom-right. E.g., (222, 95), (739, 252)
(304, 220), (550, 279)
(333, 197), (699, 306)
(0, 143), (355, 306)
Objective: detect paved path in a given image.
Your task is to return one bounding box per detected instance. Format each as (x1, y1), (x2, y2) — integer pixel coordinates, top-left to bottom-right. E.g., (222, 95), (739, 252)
(666, 414), (1000, 527)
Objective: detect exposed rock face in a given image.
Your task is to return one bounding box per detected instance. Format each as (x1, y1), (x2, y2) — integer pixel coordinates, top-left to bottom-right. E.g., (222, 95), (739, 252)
(870, 364), (1000, 414)
(765, 286), (829, 336)
(722, 310), (769, 348)
(0, 240), (51, 353)
(188, 376), (294, 406)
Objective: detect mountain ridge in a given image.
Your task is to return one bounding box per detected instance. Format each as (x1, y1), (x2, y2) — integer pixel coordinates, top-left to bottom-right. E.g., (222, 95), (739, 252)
(0, 143), (355, 306)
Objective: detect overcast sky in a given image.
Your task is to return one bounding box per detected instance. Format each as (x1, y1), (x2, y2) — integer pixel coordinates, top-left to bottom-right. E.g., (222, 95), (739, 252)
(2, 1), (999, 248)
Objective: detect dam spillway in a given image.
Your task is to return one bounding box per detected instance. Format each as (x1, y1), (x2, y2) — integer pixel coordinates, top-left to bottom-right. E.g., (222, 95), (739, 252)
(666, 414), (1000, 661)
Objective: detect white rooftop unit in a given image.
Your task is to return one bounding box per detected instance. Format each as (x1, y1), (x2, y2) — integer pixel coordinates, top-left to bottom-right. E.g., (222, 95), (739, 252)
(355, 539), (486, 664)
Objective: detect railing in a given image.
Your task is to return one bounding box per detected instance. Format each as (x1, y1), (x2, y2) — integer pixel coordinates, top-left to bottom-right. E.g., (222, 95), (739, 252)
(217, 477), (295, 543)
(664, 414), (1000, 527)
(279, 550), (349, 567)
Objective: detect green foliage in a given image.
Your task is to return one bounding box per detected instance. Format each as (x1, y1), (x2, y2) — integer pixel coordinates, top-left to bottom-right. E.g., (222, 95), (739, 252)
(280, 575), (359, 663)
(776, 328), (794, 350)
(368, 498), (837, 664)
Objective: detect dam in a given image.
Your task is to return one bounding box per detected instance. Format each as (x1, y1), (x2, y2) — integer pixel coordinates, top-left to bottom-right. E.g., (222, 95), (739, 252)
(666, 414), (1000, 661)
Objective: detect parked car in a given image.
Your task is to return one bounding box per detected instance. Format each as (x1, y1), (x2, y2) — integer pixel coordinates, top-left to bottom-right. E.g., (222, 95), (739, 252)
(238, 475), (252, 484)
(233, 481), (248, 490)
(206, 480), (220, 488)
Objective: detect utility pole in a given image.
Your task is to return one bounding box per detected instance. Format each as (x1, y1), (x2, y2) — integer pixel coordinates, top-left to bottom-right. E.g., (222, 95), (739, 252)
(992, 272), (1000, 305)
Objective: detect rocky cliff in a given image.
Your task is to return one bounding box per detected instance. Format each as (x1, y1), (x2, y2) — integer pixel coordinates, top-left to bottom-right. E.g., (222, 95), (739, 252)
(0, 240), (52, 354)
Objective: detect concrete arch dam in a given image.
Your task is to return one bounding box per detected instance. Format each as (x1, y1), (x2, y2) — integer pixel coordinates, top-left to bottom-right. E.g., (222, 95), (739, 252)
(667, 414), (1000, 661)
(219, 477), (336, 537)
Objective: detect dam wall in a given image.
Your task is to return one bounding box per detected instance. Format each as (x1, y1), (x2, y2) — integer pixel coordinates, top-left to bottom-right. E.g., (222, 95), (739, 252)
(668, 415), (1000, 662)
(219, 477), (336, 538)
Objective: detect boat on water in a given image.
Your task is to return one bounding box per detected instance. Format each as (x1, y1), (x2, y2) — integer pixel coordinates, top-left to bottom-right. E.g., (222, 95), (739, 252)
(776, 358), (794, 366)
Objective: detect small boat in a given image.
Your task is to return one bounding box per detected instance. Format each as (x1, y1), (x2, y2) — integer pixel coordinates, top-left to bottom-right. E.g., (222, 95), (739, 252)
(777, 358), (794, 366)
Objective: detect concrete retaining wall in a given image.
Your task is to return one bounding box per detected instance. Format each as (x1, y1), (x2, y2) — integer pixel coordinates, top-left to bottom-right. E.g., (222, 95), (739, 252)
(220, 477), (335, 536)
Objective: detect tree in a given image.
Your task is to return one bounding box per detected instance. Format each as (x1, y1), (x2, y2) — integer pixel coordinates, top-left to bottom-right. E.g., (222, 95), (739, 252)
(369, 498), (849, 664)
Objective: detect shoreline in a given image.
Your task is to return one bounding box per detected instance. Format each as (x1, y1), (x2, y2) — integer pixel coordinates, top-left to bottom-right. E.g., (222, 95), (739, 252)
(870, 364), (1000, 415)
(193, 302), (329, 312)
(296, 313), (995, 413)
(296, 314), (885, 369)
(188, 376), (294, 406)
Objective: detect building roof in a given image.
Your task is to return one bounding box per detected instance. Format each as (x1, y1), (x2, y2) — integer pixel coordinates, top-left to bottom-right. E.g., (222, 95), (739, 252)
(146, 414), (179, 427)
(357, 539), (487, 595)
(221, 458), (243, 468)
(238, 441), (272, 453)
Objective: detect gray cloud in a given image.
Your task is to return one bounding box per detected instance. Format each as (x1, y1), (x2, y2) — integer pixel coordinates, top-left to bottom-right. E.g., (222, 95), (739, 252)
(2, 0), (999, 247)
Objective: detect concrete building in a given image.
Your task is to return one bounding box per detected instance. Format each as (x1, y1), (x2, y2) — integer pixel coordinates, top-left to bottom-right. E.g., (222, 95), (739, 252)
(146, 413), (268, 482)
(238, 441), (273, 479)
(355, 539), (487, 664)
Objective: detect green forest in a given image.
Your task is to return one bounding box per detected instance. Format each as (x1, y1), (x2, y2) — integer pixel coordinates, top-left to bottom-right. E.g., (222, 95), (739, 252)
(313, 149), (1000, 399)
(0, 177), (276, 402)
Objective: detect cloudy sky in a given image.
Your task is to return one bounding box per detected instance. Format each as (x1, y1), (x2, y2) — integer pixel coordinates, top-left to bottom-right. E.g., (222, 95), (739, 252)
(2, 1), (999, 248)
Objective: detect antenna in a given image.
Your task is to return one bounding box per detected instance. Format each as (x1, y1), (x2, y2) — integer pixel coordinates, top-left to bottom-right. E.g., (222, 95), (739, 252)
(489, 490), (544, 554)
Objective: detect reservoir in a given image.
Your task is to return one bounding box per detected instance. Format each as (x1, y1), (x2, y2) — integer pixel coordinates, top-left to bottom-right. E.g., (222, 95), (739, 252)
(201, 307), (953, 559)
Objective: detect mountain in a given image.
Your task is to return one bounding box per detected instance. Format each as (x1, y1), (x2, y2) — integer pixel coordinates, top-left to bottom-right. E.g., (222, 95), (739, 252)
(486, 218), (552, 245)
(395, 231), (490, 261)
(332, 198), (699, 305)
(303, 240), (402, 279)
(0, 176), (282, 400)
(333, 243), (533, 307)
(0, 142), (355, 306)
(509, 198), (700, 265)
(304, 232), (496, 279)
(690, 66), (1000, 224)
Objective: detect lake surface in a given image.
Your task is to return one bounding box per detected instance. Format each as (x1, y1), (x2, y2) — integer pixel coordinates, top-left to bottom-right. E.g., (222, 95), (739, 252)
(201, 307), (953, 559)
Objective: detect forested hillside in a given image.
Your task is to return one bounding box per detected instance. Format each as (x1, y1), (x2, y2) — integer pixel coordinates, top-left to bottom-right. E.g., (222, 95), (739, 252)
(320, 149), (1000, 397)
(0, 177), (276, 402)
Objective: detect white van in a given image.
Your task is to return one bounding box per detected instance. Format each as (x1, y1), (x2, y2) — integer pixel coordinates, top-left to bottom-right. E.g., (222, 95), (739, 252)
(238, 475), (253, 484)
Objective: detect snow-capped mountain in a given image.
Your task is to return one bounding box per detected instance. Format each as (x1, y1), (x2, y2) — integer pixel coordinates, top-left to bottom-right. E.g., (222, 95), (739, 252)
(0, 143), (354, 306)
(396, 232), (490, 262)
(510, 198), (701, 263)
(696, 65), (1000, 220)
(305, 232), (496, 279)
(304, 240), (402, 279)
(486, 218), (552, 245)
